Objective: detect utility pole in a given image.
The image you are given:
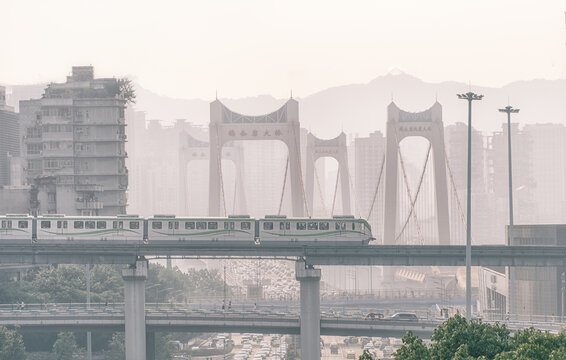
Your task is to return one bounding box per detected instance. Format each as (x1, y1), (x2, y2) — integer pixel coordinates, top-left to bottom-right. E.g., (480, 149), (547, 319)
(457, 91), (483, 320)
(86, 264), (92, 360)
(499, 105), (519, 317)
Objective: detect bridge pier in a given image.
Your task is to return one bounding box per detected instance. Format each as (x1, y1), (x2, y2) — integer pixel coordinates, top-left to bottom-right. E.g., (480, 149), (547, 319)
(146, 332), (155, 360)
(296, 261), (321, 360)
(122, 260), (148, 360)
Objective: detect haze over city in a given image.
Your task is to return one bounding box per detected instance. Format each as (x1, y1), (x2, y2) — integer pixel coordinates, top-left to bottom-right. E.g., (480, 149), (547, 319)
(1, 1), (566, 360)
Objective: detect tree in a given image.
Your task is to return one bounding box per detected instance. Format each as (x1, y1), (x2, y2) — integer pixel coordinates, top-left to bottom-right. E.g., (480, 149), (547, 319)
(117, 78), (136, 104)
(0, 326), (25, 360)
(494, 328), (566, 360)
(104, 332), (124, 360)
(53, 332), (81, 360)
(394, 331), (431, 360)
(430, 315), (510, 360)
(359, 350), (374, 360)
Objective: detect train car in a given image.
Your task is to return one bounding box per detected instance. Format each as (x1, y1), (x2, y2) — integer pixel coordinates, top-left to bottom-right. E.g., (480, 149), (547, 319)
(35, 215), (143, 242)
(146, 215), (256, 243)
(0, 214), (34, 242)
(258, 215), (373, 246)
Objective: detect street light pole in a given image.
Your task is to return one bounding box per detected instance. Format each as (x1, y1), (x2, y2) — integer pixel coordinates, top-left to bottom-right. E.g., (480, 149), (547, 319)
(457, 91), (483, 320)
(499, 105), (519, 318)
(562, 272), (565, 322)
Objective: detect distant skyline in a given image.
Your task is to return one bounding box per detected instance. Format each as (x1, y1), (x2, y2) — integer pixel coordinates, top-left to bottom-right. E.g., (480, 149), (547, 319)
(3, 0), (566, 100)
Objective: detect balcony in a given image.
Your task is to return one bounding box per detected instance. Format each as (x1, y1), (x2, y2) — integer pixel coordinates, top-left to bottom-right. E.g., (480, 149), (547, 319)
(76, 184), (104, 192)
(75, 200), (103, 210)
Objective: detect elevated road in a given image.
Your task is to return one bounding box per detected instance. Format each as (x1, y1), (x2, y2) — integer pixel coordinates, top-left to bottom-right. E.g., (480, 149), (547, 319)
(0, 242), (565, 266)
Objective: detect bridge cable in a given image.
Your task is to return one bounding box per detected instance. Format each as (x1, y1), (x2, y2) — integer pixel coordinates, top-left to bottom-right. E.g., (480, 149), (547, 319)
(291, 126), (310, 217)
(366, 152), (386, 221)
(311, 153), (329, 216)
(214, 124), (227, 216)
(344, 159), (360, 217)
(444, 145), (470, 237)
(394, 127), (425, 245)
(395, 142), (431, 243)
(330, 167), (340, 216)
(277, 155), (290, 216)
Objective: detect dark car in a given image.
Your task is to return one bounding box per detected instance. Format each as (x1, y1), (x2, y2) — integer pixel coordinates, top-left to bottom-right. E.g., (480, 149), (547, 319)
(388, 312), (418, 322)
(365, 312), (385, 320)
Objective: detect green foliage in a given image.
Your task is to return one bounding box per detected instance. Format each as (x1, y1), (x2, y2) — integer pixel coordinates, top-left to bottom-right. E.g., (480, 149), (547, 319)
(104, 332), (124, 360)
(117, 78), (136, 104)
(146, 264), (229, 302)
(155, 333), (177, 360)
(359, 349), (374, 360)
(53, 332), (81, 360)
(494, 328), (566, 360)
(393, 331), (431, 360)
(0, 326), (25, 360)
(430, 315), (510, 360)
(21, 265), (123, 304)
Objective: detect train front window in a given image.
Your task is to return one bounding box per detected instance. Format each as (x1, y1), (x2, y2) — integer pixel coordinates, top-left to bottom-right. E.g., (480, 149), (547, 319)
(307, 222), (318, 230)
(185, 222), (195, 230)
(74, 221), (83, 229)
(223, 222), (235, 230)
(335, 222), (341, 230)
(208, 222), (218, 230)
(113, 221), (124, 229)
(130, 222), (140, 230)
(85, 221), (95, 229)
(241, 222), (251, 230)
(196, 222), (206, 230)
(18, 221), (28, 229)
(167, 221), (179, 230)
(152, 222), (162, 230)
(41, 221), (51, 229)
(296, 222), (306, 230)
(97, 221), (107, 229)
(263, 222), (273, 230)
(319, 222), (329, 230)
(280, 222), (286, 230)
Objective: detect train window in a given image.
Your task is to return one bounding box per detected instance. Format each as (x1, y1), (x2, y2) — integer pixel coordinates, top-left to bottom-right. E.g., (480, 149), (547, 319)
(41, 221), (51, 229)
(319, 222), (329, 230)
(113, 221), (124, 229)
(352, 222), (356, 230)
(85, 221), (95, 229)
(208, 222), (218, 230)
(97, 221), (106, 229)
(335, 222), (346, 230)
(196, 222), (206, 230)
(168, 221), (179, 230)
(130, 221), (140, 230)
(74, 221), (83, 229)
(342, 223), (347, 230)
(18, 221), (28, 229)
(241, 222), (251, 230)
(1, 220), (6, 228)
(279, 222), (285, 230)
(307, 222), (318, 230)
(296, 222), (306, 230)
(152, 222), (162, 230)
(286, 222), (290, 230)
(224, 222), (235, 230)
(263, 222), (273, 230)
(57, 220), (68, 229)
(185, 222), (195, 230)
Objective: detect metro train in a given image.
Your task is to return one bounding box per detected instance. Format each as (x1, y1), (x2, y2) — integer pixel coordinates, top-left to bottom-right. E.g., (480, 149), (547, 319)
(0, 214), (373, 246)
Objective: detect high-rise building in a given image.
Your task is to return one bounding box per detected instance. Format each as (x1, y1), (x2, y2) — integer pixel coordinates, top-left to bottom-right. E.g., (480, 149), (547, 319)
(354, 131), (385, 242)
(19, 66), (128, 215)
(0, 86), (20, 186)
(523, 124), (566, 223)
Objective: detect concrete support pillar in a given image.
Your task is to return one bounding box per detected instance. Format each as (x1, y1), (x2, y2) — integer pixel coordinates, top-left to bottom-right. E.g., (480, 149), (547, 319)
(146, 332), (155, 360)
(122, 260), (148, 360)
(295, 261), (321, 360)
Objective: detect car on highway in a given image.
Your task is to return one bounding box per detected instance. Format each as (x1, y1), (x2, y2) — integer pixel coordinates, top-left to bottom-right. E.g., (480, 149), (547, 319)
(364, 312), (385, 320)
(387, 312), (418, 322)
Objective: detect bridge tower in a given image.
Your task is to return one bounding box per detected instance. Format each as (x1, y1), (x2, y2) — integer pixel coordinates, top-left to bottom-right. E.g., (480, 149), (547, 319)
(209, 99), (304, 217)
(179, 131), (247, 215)
(383, 102), (450, 245)
(305, 132), (351, 215)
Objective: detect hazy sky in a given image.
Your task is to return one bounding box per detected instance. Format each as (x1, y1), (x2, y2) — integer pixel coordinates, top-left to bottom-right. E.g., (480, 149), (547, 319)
(3, 0), (565, 99)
